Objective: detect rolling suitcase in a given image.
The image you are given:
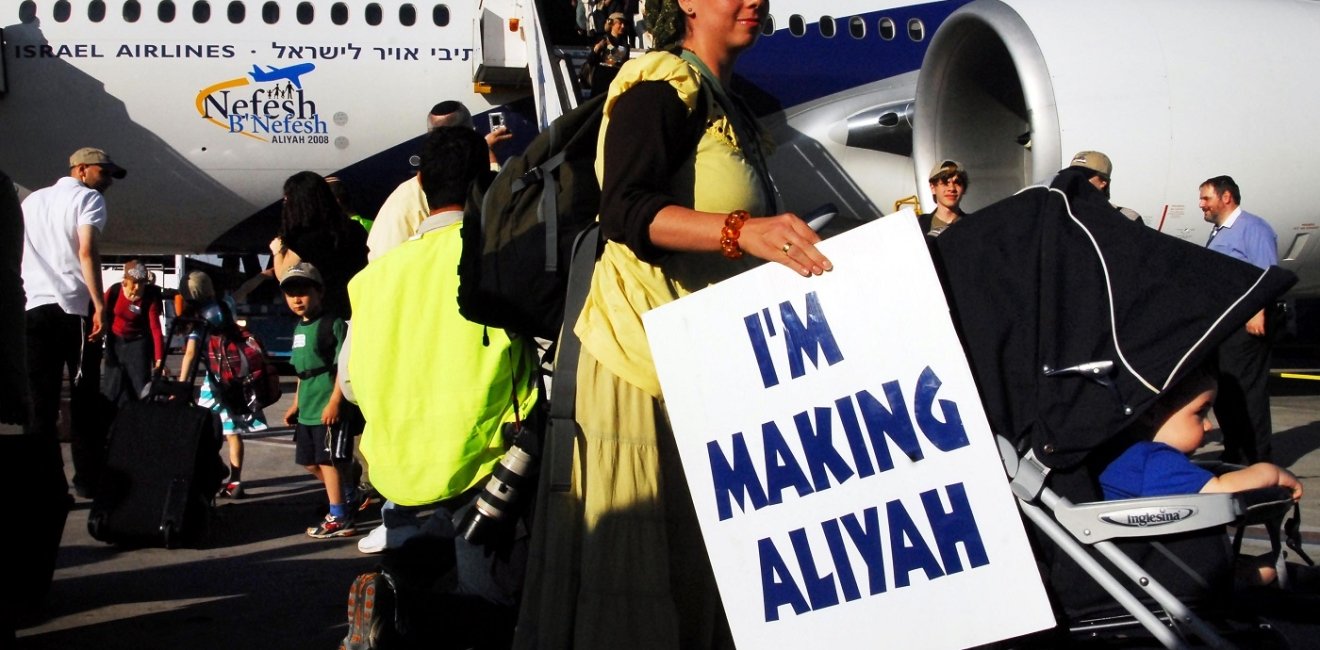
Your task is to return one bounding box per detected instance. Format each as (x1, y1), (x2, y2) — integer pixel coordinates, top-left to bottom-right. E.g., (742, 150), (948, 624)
(87, 398), (223, 547)
(88, 318), (225, 548)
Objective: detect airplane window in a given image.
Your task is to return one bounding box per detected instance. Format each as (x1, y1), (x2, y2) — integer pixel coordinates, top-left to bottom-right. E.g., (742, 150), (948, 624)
(159, 1), (177, 22)
(788, 14), (805, 37)
(400, 4), (417, 26)
(849, 16), (865, 39)
(123, 0), (142, 22)
(19, 1), (37, 23)
(433, 5), (450, 27)
(878, 17), (896, 41)
(89, 1), (107, 22)
(194, 1), (211, 23)
(907, 18), (925, 42)
(54, 1), (71, 22)
(761, 14), (775, 36)
(297, 2), (313, 24)
(262, 1), (278, 24)
(366, 3), (383, 26)
(819, 16), (836, 38)
(331, 3), (349, 25)
(227, 0), (244, 23)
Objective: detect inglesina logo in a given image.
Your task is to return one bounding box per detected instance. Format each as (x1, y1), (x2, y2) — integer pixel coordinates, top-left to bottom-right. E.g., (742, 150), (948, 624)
(194, 63), (329, 143)
(1101, 506), (1197, 528)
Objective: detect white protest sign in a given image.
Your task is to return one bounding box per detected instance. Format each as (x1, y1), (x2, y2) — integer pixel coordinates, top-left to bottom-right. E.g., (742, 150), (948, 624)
(644, 212), (1055, 649)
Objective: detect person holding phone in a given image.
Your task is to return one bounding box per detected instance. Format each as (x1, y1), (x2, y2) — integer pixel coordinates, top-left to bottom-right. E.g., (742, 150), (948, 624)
(367, 101), (511, 260)
(582, 12), (632, 97)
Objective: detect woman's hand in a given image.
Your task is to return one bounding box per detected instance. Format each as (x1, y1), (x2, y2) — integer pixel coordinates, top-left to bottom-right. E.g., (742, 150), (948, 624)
(283, 405), (298, 427)
(739, 213), (833, 277)
(268, 236), (285, 257)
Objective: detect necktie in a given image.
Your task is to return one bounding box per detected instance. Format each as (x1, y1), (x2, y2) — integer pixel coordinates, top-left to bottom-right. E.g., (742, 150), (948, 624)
(1206, 225), (1222, 246)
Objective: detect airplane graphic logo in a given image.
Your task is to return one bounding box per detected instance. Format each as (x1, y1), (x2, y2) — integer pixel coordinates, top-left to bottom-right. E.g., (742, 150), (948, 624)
(248, 63), (317, 89)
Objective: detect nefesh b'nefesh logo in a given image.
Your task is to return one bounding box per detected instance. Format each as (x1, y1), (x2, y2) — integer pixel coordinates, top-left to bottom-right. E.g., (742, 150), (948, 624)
(195, 63), (329, 143)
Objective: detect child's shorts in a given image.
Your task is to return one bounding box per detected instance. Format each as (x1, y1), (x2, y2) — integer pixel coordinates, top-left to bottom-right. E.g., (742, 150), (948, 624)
(293, 421), (354, 466)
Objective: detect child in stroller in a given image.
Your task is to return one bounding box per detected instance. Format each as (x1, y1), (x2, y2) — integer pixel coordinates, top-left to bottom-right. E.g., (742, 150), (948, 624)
(1099, 364), (1303, 587)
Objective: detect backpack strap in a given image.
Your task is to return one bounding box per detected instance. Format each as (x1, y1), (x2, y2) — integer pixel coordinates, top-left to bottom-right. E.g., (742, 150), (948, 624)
(510, 93), (610, 274)
(298, 316), (340, 380)
(546, 223), (600, 492)
(103, 282), (121, 337)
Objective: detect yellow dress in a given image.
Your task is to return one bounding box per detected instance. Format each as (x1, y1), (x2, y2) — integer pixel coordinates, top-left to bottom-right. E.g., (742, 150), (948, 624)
(516, 51), (771, 650)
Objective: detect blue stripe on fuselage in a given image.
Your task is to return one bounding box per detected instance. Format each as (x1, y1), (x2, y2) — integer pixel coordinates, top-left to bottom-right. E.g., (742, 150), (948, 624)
(737, 1), (972, 114)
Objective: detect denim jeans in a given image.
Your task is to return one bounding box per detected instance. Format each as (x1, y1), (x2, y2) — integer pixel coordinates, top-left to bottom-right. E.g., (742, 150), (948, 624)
(381, 491), (526, 608)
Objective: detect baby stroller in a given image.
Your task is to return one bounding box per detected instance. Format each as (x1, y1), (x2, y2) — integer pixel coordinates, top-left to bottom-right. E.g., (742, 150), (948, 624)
(931, 168), (1308, 648)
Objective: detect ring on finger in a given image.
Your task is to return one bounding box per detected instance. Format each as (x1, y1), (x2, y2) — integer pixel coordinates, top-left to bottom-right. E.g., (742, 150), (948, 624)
(781, 241), (794, 254)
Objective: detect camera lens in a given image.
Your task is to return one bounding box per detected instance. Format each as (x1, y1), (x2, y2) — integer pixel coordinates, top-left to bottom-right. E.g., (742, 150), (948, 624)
(457, 429), (538, 544)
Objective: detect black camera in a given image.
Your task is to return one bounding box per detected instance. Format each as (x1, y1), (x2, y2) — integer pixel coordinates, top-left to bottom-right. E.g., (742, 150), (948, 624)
(457, 423), (539, 545)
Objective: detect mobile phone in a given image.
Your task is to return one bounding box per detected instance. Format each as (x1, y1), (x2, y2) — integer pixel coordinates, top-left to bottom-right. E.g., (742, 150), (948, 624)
(488, 112), (505, 131)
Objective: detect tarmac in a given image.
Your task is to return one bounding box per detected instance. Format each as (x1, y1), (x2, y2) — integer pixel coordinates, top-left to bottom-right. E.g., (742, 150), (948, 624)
(9, 372), (1320, 650)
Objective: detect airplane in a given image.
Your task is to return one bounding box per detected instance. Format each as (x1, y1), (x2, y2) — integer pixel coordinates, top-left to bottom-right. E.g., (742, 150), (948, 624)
(247, 62), (316, 89)
(2, 0), (1319, 305)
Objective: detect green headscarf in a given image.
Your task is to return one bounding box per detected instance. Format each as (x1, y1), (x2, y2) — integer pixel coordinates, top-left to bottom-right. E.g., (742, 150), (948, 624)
(645, 0), (686, 52)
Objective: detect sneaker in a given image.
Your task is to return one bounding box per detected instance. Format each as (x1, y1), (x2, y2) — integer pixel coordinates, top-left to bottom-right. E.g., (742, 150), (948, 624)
(340, 571), (396, 650)
(218, 481), (244, 499)
(308, 514), (356, 539)
(357, 522), (421, 554)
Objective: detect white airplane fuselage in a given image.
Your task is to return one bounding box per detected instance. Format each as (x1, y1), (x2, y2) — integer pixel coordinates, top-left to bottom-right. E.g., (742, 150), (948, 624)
(1, 0), (530, 254)
(4, 0), (1320, 299)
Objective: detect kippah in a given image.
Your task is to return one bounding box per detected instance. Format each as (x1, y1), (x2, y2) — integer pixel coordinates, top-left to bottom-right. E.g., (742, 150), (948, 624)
(431, 100), (463, 116)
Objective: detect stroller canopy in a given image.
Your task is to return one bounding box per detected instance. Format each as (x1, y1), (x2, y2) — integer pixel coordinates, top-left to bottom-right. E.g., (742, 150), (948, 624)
(934, 168), (1296, 469)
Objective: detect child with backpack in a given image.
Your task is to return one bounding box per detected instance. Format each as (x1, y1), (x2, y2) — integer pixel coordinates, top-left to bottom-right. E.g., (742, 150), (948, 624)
(178, 271), (269, 499)
(279, 263), (356, 538)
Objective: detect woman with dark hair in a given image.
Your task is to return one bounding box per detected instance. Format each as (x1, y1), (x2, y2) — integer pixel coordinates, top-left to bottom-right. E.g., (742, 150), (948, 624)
(516, 0), (829, 647)
(270, 171), (368, 318)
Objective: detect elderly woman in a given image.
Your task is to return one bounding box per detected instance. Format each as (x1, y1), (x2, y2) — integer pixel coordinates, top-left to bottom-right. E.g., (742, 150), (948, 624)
(517, 0), (830, 647)
(101, 260), (164, 405)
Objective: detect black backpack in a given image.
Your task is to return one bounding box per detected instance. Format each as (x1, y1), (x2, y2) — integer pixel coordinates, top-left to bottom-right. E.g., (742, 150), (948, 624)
(458, 86), (709, 343)
(457, 93), (610, 342)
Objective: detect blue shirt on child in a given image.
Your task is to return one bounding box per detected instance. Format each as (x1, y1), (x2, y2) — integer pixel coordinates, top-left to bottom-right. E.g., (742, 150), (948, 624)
(1100, 441), (1214, 500)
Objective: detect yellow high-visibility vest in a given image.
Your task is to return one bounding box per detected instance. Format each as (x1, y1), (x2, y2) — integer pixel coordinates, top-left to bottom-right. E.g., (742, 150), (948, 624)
(347, 217), (537, 506)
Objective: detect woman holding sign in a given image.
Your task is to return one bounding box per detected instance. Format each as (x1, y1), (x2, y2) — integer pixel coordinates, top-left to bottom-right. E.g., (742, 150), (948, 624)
(517, 0), (831, 647)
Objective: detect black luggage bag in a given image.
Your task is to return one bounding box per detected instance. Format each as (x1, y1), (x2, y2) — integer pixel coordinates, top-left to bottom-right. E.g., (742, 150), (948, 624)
(88, 317), (225, 548)
(87, 397), (223, 548)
